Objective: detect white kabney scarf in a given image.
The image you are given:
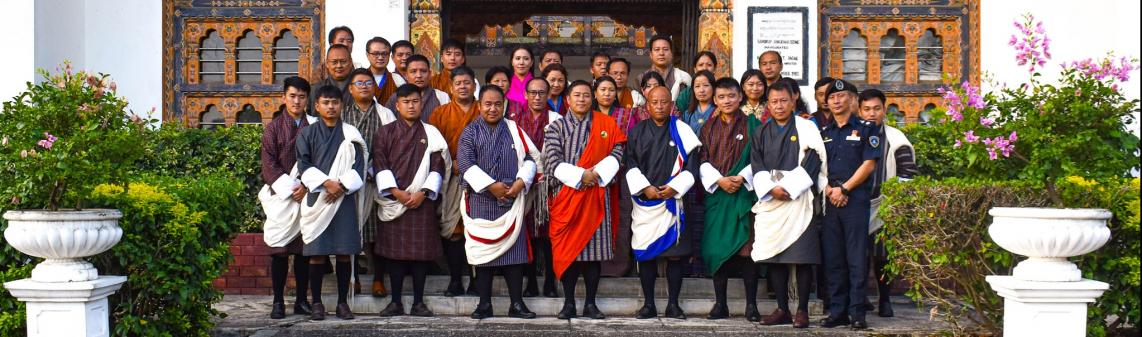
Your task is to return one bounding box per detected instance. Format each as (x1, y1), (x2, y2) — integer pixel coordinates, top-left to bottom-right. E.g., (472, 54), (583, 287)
(299, 124), (367, 244)
(750, 118), (828, 262)
(629, 119), (700, 261)
(259, 115), (318, 247)
(375, 122), (449, 222)
(869, 125), (913, 234)
(462, 120), (540, 265)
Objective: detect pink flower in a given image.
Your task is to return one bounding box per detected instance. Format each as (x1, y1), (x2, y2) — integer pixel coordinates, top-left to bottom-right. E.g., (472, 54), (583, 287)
(979, 117), (994, 127)
(963, 130), (980, 143)
(9, 196), (19, 205)
(1009, 131), (1018, 142)
(954, 140), (962, 148)
(37, 132), (58, 149)
(19, 150), (28, 158)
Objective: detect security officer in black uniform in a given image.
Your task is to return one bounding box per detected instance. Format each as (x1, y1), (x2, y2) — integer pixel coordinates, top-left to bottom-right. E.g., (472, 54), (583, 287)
(818, 79), (881, 330)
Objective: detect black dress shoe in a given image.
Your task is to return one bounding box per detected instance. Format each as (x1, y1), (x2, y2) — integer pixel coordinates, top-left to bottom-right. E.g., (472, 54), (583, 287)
(335, 302), (355, 320)
(470, 303), (493, 319)
(410, 302), (434, 317)
(310, 302), (326, 321)
(557, 303), (577, 319)
(270, 302), (286, 319)
(443, 281), (464, 297)
(465, 281), (479, 296)
(508, 302), (537, 319)
(820, 315), (851, 328)
(706, 303), (729, 320)
(878, 300), (895, 317)
(378, 302), (405, 317)
(636, 303), (657, 319)
(664, 303), (686, 319)
(293, 301), (313, 315)
(861, 299), (875, 312)
(584, 303), (602, 319)
(851, 317), (869, 330)
(745, 303), (762, 322)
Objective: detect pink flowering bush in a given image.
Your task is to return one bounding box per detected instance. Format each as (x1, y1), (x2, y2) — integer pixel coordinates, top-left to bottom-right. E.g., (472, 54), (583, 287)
(0, 62), (149, 211)
(935, 14), (1139, 205)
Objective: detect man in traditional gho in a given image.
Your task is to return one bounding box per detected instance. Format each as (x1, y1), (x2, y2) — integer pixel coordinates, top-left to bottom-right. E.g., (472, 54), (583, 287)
(749, 80), (828, 329)
(428, 65), (481, 297)
(385, 55), (451, 122)
(818, 79), (882, 330)
(390, 40), (415, 86)
(858, 88), (917, 318)
(509, 77), (564, 298)
(297, 85), (367, 320)
(309, 44), (354, 114)
(373, 84), (449, 317)
(259, 76), (316, 320)
(698, 78), (763, 322)
(459, 85), (541, 320)
(365, 37), (398, 105)
(609, 57), (645, 110)
(431, 39), (473, 99)
(641, 35), (691, 100)
(544, 80), (627, 320)
(626, 86), (700, 320)
(342, 67), (396, 298)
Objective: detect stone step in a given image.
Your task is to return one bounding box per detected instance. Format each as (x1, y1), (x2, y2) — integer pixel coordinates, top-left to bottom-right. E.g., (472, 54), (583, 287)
(324, 274), (801, 299)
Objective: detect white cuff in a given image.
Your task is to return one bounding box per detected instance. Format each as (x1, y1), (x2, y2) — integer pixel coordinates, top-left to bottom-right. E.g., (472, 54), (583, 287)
(301, 167), (330, 193)
(375, 170), (398, 197)
(752, 170), (775, 202)
(517, 160), (537, 191)
(897, 177), (913, 182)
(553, 162), (585, 189)
(738, 164), (755, 191)
(625, 168), (653, 197)
(594, 156), (621, 186)
(271, 174), (299, 200)
(666, 171), (695, 198)
(699, 162), (724, 194)
(424, 172), (443, 200)
(776, 167), (814, 200)
(463, 165), (496, 193)
(338, 170), (365, 194)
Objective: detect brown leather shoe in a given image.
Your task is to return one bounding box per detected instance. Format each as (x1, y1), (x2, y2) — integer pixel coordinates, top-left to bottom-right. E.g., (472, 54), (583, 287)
(310, 302), (326, 321)
(335, 302), (355, 319)
(354, 279), (362, 294)
(759, 308), (792, 326)
(793, 310), (810, 328)
(372, 279), (388, 297)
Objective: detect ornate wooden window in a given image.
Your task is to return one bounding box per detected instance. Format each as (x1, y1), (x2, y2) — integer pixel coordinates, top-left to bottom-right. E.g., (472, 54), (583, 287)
(162, 1), (324, 127)
(820, 0), (980, 124)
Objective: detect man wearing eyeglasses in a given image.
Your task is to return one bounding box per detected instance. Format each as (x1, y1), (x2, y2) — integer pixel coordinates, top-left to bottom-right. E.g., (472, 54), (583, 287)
(310, 44), (354, 115)
(366, 37), (398, 104)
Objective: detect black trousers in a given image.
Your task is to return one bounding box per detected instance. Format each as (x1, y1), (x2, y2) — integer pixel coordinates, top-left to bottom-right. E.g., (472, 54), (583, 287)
(822, 199), (871, 318)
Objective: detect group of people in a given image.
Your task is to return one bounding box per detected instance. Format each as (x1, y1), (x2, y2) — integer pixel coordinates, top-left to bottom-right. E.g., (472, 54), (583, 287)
(257, 25), (918, 330)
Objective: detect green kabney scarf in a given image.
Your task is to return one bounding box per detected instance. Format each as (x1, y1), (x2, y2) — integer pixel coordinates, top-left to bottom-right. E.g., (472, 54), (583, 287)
(701, 118), (760, 274)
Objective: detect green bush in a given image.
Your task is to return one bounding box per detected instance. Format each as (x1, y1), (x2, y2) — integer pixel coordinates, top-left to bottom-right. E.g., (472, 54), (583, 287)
(881, 176), (1141, 336)
(86, 174), (244, 337)
(0, 264), (32, 337)
(135, 124), (264, 233)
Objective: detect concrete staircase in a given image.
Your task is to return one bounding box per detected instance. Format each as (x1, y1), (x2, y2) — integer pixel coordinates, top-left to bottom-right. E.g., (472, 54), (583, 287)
(321, 274), (826, 317)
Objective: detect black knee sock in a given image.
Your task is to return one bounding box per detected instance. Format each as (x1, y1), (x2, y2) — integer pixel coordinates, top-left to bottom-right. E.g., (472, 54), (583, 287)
(271, 255), (289, 303)
(637, 260), (657, 304)
(542, 240), (557, 291)
(476, 267), (495, 306)
(336, 259), (351, 304)
(388, 261), (408, 304)
(371, 255), (384, 285)
(796, 265), (813, 312)
(309, 262), (325, 304)
(561, 262), (581, 305)
(666, 259), (683, 306)
(503, 264), (524, 304)
(769, 264), (791, 311)
(876, 258), (892, 303)
(713, 265), (729, 305)
(583, 261), (601, 305)
(740, 258), (759, 306)
(444, 239), (466, 285)
(293, 255), (309, 303)
(411, 261), (429, 304)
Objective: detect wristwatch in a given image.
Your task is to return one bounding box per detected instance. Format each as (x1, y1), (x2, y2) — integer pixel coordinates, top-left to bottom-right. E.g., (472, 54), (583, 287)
(839, 185), (851, 196)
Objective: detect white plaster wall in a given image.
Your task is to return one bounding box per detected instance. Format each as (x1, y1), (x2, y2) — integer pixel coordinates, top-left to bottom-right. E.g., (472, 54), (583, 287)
(732, 0), (820, 112)
(0, 0), (35, 106)
(325, 0), (409, 72)
(84, 0), (163, 120)
(32, 0), (86, 79)
(981, 0), (1140, 132)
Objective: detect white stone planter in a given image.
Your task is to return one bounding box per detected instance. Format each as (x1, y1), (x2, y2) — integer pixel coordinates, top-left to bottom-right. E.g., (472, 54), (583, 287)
(2, 209), (123, 283)
(987, 207), (1111, 282)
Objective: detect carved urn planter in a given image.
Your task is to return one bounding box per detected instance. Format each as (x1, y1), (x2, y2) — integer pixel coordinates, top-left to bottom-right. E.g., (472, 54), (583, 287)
(987, 207), (1111, 282)
(2, 209), (123, 282)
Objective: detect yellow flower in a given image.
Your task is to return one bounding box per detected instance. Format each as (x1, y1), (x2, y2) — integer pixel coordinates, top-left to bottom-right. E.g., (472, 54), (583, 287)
(1065, 176), (1098, 187)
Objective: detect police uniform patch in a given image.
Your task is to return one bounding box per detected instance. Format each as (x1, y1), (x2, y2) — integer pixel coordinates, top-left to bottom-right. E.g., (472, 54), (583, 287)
(835, 80), (844, 90)
(870, 135), (881, 148)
